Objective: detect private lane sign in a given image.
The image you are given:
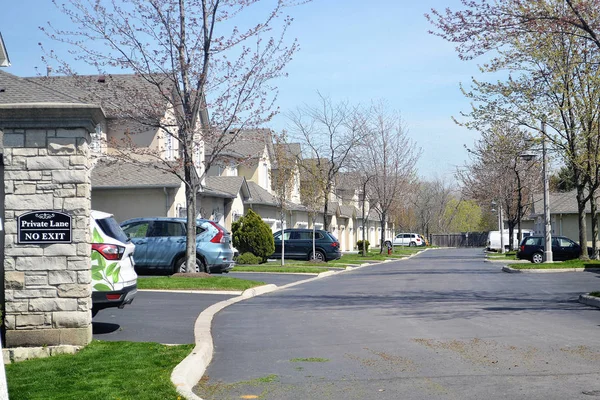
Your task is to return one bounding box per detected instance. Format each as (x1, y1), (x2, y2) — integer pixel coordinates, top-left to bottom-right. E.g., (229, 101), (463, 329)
(17, 211), (72, 244)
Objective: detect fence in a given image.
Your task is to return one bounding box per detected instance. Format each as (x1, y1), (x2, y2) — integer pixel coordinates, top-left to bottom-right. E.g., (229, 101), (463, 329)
(430, 232), (488, 248)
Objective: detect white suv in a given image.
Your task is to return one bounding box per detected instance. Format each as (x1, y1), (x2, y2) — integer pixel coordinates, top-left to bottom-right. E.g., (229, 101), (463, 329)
(91, 210), (137, 316)
(387, 233), (425, 247)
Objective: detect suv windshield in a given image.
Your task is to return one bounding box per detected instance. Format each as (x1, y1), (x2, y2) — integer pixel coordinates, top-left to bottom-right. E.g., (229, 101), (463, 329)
(97, 217), (129, 243)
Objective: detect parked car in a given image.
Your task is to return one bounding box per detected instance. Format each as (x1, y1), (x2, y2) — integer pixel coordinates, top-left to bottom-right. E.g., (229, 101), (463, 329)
(91, 210), (137, 317)
(487, 230), (534, 252)
(272, 228), (341, 262)
(385, 233), (425, 247)
(517, 235), (590, 263)
(120, 217), (235, 274)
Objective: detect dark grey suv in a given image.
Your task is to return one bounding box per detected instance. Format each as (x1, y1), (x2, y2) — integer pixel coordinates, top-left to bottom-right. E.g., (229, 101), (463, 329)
(516, 235), (587, 263)
(272, 229), (341, 262)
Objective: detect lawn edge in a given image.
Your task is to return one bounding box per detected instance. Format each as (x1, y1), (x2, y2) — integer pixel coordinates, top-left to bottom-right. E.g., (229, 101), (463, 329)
(502, 265), (600, 273)
(579, 293), (600, 308)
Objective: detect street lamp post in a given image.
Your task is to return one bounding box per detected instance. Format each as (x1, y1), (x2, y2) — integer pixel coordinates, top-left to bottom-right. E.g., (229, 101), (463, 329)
(521, 120), (553, 262)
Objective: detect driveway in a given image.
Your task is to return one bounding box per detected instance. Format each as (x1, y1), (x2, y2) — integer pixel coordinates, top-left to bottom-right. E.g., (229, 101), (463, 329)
(92, 291), (236, 344)
(196, 248), (600, 400)
(93, 272), (317, 344)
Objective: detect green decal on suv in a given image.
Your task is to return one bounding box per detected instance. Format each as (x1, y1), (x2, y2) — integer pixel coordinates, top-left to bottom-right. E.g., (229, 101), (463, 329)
(91, 227), (120, 291)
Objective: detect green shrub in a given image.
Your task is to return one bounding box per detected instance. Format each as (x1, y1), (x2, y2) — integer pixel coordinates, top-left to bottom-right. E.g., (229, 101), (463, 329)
(356, 240), (370, 251)
(232, 209), (275, 262)
(236, 252), (262, 265)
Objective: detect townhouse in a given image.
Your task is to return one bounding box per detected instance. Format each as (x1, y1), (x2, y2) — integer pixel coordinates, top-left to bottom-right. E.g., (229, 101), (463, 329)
(1, 70), (393, 251)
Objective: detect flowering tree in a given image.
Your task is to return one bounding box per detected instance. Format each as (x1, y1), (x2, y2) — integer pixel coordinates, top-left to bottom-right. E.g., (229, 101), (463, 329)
(43, 0), (304, 272)
(428, 0), (600, 258)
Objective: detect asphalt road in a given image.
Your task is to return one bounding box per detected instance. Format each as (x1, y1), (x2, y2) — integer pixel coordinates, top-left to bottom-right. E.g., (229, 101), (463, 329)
(92, 272), (315, 344)
(196, 248), (600, 400)
(92, 291), (236, 344)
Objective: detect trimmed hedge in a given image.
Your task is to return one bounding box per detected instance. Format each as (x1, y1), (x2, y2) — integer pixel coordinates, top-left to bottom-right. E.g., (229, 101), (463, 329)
(236, 252), (262, 265)
(356, 240), (370, 251)
(231, 209), (275, 263)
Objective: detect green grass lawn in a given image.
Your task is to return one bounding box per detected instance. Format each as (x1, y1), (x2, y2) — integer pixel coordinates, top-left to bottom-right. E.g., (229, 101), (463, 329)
(6, 341), (193, 400)
(232, 265), (333, 273)
(510, 259), (600, 269)
(137, 276), (265, 290)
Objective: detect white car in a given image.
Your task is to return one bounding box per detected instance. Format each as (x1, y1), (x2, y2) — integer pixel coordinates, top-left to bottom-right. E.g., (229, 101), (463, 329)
(91, 210), (138, 316)
(386, 233), (425, 247)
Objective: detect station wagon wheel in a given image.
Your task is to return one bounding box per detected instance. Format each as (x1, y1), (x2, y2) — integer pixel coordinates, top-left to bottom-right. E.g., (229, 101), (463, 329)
(174, 257), (207, 274)
(532, 252), (543, 264)
(310, 250), (326, 262)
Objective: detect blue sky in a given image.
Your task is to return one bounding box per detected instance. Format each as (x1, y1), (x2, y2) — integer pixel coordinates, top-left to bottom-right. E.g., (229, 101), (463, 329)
(1, 0), (483, 181)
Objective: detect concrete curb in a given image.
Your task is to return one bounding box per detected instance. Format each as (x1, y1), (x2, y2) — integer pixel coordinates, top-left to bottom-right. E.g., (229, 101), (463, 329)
(579, 294), (600, 308)
(139, 289), (243, 295)
(485, 259), (529, 264)
(171, 269), (344, 400)
(502, 266), (600, 273)
(172, 250), (432, 399)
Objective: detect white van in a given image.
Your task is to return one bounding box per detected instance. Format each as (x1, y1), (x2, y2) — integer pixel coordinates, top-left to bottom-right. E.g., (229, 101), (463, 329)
(91, 210), (137, 316)
(487, 230), (534, 252)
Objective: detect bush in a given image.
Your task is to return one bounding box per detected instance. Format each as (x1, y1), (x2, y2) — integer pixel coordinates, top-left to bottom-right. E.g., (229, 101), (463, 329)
(356, 240), (370, 251)
(235, 252), (262, 265)
(231, 209), (275, 262)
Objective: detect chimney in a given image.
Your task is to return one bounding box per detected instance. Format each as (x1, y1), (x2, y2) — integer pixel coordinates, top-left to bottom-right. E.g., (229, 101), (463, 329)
(97, 74), (106, 83)
(46, 66), (52, 77)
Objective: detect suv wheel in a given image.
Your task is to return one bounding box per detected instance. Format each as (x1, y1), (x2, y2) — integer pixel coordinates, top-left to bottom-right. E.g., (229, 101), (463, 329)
(174, 256), (208, 274)
(532, 252), (543, 264)
(310, 250), (326, 262)
(409, 242), (416, 247)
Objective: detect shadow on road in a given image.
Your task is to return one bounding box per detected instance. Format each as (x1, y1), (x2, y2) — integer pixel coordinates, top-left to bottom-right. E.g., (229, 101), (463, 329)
(92, 322), (121, 334)
(245, 289), (592, 321)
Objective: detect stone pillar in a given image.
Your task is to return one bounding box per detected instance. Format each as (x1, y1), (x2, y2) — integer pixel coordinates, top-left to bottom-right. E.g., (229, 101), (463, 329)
(0, 105), (103, 348)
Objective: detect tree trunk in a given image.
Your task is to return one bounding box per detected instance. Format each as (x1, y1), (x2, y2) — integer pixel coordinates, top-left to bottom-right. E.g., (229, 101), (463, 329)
(185, 165), (198, 273)
(379, 212), (387, 254)
(280, 208), (285, 266)
(591, 194), (598, 259)
(507, 222), (516, 251)
(576, 185), (590, 260)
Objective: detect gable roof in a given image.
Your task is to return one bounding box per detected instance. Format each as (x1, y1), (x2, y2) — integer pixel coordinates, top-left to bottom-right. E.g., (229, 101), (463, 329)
(204, 176), (250, 199)
(91, 159), (182, 189)
(0, 70), (86, 105)
(531, 190), (593, 215)
(0, 33), (10, 67)
(26, 73), (171, 119)
(207, 129), (273, 162)
(272, 142), (302, 170)
(246, 181), (278, 206)
(339, 204), (356, 218)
